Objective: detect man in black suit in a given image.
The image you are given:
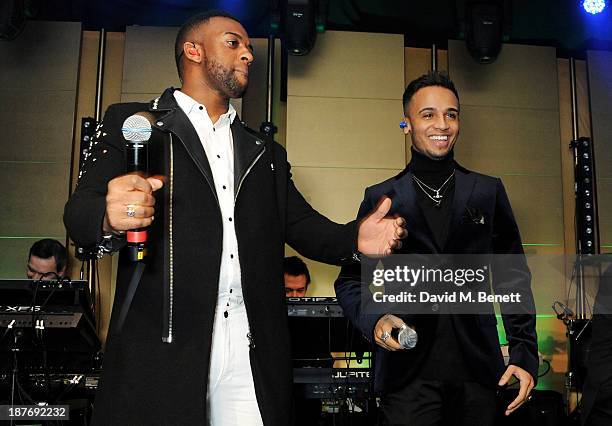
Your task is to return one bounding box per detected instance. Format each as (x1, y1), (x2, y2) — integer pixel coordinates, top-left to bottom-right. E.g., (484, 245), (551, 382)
(64, 10), (405, 426)
(335, 71), (538, 425)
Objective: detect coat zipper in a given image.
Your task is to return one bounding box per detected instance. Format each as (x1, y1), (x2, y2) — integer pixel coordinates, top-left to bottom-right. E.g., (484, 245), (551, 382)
(234, 146), (266, 351)
(162, 135), (175, 343)
(235, 147), (266, 203)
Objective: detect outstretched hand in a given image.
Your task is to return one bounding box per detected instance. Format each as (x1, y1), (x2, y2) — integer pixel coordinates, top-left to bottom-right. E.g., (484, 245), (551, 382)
(357, 196), (407, 257)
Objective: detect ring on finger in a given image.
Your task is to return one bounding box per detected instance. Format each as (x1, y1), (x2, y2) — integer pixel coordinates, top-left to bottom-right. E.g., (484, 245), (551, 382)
(381, 330), (390, 342)
(126, 204), (137, 218)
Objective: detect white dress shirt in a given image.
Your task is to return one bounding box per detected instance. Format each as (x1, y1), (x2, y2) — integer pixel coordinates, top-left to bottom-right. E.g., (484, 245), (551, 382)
(174, 90), (243, 306)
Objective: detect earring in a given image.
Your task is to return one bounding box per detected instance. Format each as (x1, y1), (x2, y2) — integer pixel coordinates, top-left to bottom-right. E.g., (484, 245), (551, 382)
(399, 121), (408, 129)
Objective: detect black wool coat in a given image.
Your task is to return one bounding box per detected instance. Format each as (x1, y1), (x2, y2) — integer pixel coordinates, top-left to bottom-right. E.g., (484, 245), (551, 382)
(64, 88), (358, 425)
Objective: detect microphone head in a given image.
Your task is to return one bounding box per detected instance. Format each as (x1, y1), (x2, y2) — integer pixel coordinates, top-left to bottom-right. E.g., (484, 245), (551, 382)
(122, 114), (152, 142)
(398, 325), (418, 349)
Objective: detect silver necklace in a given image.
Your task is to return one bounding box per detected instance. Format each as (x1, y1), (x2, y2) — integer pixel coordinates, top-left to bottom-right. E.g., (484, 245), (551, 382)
(412, 171), (455, 206)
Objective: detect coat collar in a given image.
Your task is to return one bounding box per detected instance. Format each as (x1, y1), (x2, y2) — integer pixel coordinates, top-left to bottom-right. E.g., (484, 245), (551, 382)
(391, 164), (476, 252)
(148, 88), (266, 201)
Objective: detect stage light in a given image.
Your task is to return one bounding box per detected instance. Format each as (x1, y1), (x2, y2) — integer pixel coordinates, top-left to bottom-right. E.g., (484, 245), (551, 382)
(583, 0), (606, 15)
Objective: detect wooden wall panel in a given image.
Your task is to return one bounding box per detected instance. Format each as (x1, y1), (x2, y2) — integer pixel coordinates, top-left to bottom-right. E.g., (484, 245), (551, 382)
(587, 51), (612, 251)
(288, 31), (404, 99)
(287, 97), (405, 169)
(0, 21), (80, 278)
(286, 31), (405, 296)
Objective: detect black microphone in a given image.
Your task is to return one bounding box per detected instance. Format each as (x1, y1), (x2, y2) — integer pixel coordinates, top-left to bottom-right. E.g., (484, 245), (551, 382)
(121, 114), (152, 262)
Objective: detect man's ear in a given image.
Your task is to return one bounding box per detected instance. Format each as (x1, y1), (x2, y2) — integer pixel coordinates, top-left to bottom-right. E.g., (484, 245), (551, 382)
(184, 42), (202, 63)
(402, 117), (411, 135)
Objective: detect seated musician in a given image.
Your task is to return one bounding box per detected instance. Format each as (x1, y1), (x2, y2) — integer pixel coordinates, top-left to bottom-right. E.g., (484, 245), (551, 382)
(284, 256), (311, 298)
(26, 239), (68, 281)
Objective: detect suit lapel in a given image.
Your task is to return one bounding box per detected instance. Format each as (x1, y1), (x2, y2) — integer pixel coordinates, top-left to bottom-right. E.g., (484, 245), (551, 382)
(231, 121), (266, 194)
(392, 171), (438, 252)
(150, 88), (218, 203)
(445, 168), (477, 249)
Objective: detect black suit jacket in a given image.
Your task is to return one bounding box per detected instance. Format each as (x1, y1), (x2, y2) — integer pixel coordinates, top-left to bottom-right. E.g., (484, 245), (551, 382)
(64, 88), (359, 425)
(335, 165), (538, 393)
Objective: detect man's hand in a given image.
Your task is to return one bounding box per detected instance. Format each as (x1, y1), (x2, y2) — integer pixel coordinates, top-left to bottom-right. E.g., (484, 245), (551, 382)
(358, 196), (407, 256)
(374, 314), (408, 351)
(498, 364), (535, 416)
(103, 174), (164, 234)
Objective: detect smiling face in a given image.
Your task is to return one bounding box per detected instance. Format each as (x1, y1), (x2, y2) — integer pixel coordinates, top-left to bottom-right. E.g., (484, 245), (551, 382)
(403, 85), (460, 160)
(185, 16), (254, 98)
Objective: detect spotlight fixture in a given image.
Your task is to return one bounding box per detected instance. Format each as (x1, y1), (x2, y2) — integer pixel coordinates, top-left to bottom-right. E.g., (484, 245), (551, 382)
(583, 0), (606, 14)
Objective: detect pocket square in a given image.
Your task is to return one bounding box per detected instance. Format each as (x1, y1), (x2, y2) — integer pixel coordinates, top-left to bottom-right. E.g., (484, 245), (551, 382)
(463, 207), (486, 225)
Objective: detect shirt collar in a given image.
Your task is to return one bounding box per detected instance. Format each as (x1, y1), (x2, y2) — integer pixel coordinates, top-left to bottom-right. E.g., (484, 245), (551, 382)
(173, 90), (236, 125)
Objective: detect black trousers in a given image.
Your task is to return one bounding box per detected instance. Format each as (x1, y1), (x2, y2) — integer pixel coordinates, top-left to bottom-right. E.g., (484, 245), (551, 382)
(379, 379), (497, 426)
(583, 381), (612, 426)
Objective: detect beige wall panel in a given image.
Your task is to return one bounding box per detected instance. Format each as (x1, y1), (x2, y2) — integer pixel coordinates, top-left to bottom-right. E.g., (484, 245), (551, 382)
(500, 176), (563, 245)
(286, 167), (401, 296)
(0, 21), (81, 91)
(588, 50), (612, 174)
(455, 105), (561, 176)
(0, 90), (77, 162)
(403, 48), (431, 163)
(122, 26), (180, 94)
(71, 31), (100, 191)
(0, 238), (63, 279)
(291, 167), (401, 223)
(288, 31), (404, 99)
(448, 40), (559, 110)
(286, 97), (405, 169)
(0, 21), (80, 277)
(437, 49), (448, 73)
(576, 60), (592, 139)
(404, 47), (430, 85)
(102, 32), (126, 111)
(272, 41), (287, 147)
(587, 51), (612, 251)
(0, 163), (69, 237)
(557, 59), (577, 297)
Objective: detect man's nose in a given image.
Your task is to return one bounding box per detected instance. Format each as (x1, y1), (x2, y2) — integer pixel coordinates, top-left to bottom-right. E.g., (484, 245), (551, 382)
(434, 114), (449, 130)
(241, 48), (254, 65)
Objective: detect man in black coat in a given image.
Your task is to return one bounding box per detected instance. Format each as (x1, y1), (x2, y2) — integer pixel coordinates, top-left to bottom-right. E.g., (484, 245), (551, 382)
(64, 10), (405, 426)
(335, 71), (538, 425)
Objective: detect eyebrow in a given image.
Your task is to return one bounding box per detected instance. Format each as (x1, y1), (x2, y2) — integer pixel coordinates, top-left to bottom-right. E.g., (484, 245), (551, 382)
(418, 107), (460, 114)
(224, 31), (254, 52)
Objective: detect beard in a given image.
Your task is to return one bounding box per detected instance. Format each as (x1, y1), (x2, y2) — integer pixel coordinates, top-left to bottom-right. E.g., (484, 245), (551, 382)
(205, 57), (247, 99)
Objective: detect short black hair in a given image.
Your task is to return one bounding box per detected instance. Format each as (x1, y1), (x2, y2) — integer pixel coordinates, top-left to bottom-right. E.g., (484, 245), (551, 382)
(402, 71), (460, 113)
(29, 239), (68, 274)
(283, 256), (311, 285)
(174, 10), (241, 81)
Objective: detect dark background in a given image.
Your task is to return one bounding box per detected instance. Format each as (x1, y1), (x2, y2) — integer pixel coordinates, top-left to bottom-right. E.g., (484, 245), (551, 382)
(19, 0), (612, 55)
